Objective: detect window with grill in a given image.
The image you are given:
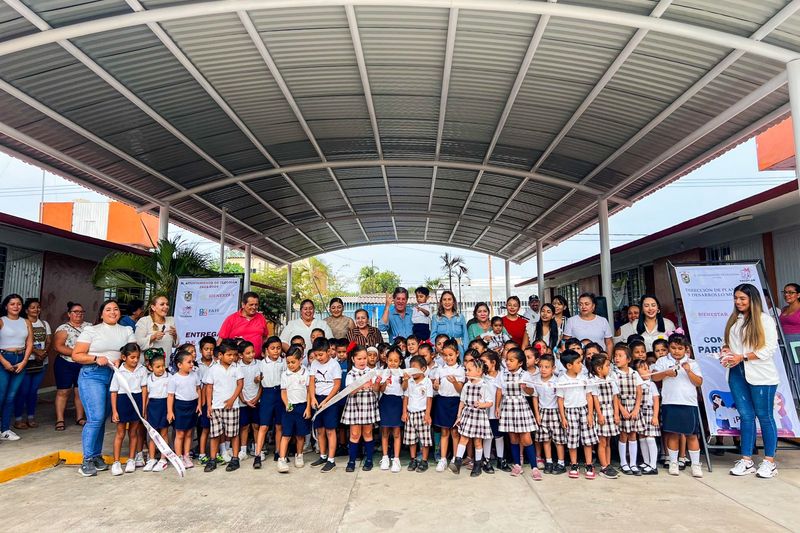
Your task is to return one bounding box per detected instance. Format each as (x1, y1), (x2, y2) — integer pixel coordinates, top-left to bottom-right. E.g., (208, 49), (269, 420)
(612, 267), (644, 311)
(554, 282), (580, 315)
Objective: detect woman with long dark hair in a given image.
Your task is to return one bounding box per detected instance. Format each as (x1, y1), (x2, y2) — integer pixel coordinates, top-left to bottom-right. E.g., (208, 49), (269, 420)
(502, 296), (528, 346)
(0, 294), (33, 441)
(13, 298), (51, 429)
(522, 303), (559, 350)
(326, 297), (355, 339)
(636, 295), (675, 351)
(430, 290), (469, 354)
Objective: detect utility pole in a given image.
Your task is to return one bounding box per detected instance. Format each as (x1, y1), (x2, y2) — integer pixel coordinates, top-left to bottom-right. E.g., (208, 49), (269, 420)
(488, 255), (493, 314)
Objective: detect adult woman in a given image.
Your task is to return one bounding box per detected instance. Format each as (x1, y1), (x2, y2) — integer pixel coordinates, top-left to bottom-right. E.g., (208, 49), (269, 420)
(779, 283), (800, 385)
(347, 308), (383, 347)
(430, 290), (469, 354)
(53, 301), (91, 431)
(502, 296), (528, 346)
(72, 300), (136, 477)
(325, 297), (355, 339)
(562, 293), (613, 354)
(0, 294), (33, 441)
(280, 299), (332, 351)
(522, 303), (559, 350)
(615, 304), (641, 344)
(466, 302), (492, 340)
(636, 296), (675, 351)
(14, 298), (51, 429)
(551, 295), (570, 338)
(722, 283), (780, 479)
(135, 294), (177, 354)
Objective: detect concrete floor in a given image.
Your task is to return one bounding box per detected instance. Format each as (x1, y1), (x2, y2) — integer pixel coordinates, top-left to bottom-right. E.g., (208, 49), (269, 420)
(2, 397), (799, 532)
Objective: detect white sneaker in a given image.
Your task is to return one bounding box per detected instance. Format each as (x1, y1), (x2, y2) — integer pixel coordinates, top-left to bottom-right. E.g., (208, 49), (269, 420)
(182, 455), (194, 469)
(134, 452), (145, 468)
(691, 464), (703, 478)
(153, 458), (168, 472)
(238, 449), (248, 461)
(391, 458), (401, 473)
(436, 458), (448, 472)
(756, 460), (777, 479)
(124, 460), (136, 473)
(143, 458), (157, 472)
(277, 458), (289, 473)
(380, 456), (391, 471)
(668, 461), (679, 476)
(295, 453), (304, 468)
(0, 430), (21, 441)
(111, 461), (123, 476)
(729, 458), (756, 476)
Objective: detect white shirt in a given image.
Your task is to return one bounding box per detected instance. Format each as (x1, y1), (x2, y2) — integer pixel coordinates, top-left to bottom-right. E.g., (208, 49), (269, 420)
(615, 366), (644, 396)
(310, 358), (342, 396)
(204, 363), (243, 409)
(259, 357), (286, 388)
(281, 366), (310, 405)
(483, 373), (503, 418)
(405, 376), (433, 412)
(146, 372), (170, 399)
(725, 312), (780, 386)
(563, 314), (613, 345)
(639, 318), (676, 352)
(642, 380), (659, 408)
(432, 363), (465, 397)
(523, 308), (540, 323)
(653, 355), (701, 406)
(482, 331), (510, 351)
(168, 372), (201, 401)
(279, 318), (333, 352)
(197, 361), (214, 385)
(591, 375), (620, 399)
(110, 365), (148, 394)
(555, 374), (592, 408)
(239, 360), (262, 402)
(614, 321), (638, 344)
(0, 316), (29, 349)
(412, 302), (434, 325)
(76, 323), (136, 363)
(55, 321), (92, 363)
(460, 379), (492, 404)
(532, 374), (559, 409)
(379, 369), (405, 396)
(134, 315), (177, 352)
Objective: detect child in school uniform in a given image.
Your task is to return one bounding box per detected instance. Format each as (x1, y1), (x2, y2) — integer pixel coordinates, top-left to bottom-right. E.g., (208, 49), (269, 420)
(479, 350), (507, 473)
(237, 341), (261, 461)
(309, 338), (342, 473)
(110, 343), (147, 476)
(412, 286), (433, 341)
(613, 344), (644, 475)
(497, 348), (541, 480)
(277, 346), (311, 473)
(341, 345), (381, 472)
(589, 353), (620, 479)
(167, 351), (201, 469)
(143, 350), (170, 472)
(196, 335), (216, 465)
(378, 348), (405, 473)
(404, 335), (420, 368)
(254, 336), (285, 469)
(556, 349), (598, 480)
(452, 358), (494, 477)
(633, 359), (661, 475)
(532, 354), (566, 475)
(203, 340), (244, 473)
(402, 355), (434, 472)
(432, 338), (465, 472)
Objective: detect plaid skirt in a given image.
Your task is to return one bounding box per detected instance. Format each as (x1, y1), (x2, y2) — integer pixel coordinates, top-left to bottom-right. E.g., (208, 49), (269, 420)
(499, 395), (537, 433)
(640, 404), (661, 437)
(564, 406), (598, 449)
(457, 406), (493, 439)
(534, 407), (565, 444)
(341, 390), (380, 425)
(619, 399), (646, 433)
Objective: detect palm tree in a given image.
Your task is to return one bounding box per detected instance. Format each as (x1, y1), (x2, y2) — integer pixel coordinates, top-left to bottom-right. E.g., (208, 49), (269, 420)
(422, 276), (443, 292)
(91, 237), (211, 300)
(440, 253), (467, 291)
(454, 265), (469, 304)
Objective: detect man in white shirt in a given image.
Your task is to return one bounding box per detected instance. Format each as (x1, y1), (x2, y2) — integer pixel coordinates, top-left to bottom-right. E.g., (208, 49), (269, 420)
(523, 295), (540, 323)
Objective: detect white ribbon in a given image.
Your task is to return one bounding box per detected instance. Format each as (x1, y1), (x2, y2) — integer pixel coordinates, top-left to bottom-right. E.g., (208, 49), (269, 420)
(533, 365), (681, 390)
(109, 364), (185, 478)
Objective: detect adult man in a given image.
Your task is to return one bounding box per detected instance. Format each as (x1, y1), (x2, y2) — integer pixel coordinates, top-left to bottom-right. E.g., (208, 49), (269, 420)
(522, 295), (540, 323)
(379, 287), (413, 342)
(217, 292), (269, 354)
(119, 299), (144, 329)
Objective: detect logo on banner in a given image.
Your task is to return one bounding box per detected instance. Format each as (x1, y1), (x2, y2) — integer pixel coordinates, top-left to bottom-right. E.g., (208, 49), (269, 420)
(680, 272), (691, 284)
(183, 291), (193, 302)
(740, 267), (755, 282)
(180, 305), (193, 318)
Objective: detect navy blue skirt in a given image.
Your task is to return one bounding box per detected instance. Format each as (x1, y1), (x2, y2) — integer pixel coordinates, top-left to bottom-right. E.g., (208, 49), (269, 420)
(258, 386), (283, 428)
(662, 404), (700, 436)
(174, 398), (198, 430)
(379, 394), (403, 428)
(117, 392), (142, 423)
(432, 396), (459, 428)
(146, 397), (168, 429)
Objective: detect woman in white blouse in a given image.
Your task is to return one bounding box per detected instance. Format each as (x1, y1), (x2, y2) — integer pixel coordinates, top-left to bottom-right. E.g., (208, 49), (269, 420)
(135, 295), (177, 354)
(72, 300), (136, 478)
(635, 296), (675, 351)
(721, 283), (780, 479)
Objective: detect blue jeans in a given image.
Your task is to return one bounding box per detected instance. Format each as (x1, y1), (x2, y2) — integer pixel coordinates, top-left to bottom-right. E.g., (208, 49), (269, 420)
(0, 352), (26, 432)
(14, 367), (47, 419)
(78, 364), (112, 459)
(728, 363), (778, 457)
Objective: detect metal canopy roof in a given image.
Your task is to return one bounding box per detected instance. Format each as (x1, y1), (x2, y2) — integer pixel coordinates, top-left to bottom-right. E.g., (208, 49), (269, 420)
(0, 0), (798, 266)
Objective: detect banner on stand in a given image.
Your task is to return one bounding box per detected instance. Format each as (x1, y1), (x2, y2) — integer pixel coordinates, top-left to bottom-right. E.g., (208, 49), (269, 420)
(674, 264), (798, 438)
(175, 277), (241, 351)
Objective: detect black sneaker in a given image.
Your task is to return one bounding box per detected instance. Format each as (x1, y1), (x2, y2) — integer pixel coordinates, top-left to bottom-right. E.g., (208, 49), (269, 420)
(498, 458), (512, 472)
(273, 452), (280, 462)
(543, 462), (553, 474)
(321, 461), (336, 473)
(470, 459), (482, 477)
(407, 458), (419, 472)
(310, 457), (327, 468)
(346, 461), (356, 472)
(416, 460), (429, 473)
(552, 463), (567, 475)
(362, 460), (373, 471)
(449, 457), (462, 474)
(482, 458), (495, 474)
(226, 458), (240, 472)
(253, 456), (262, 469)
(204, 460), (217, 472)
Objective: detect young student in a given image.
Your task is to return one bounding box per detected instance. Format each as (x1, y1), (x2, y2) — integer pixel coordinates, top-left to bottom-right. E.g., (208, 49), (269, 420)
(341, 345), (380, 472)
(589, 353), (620, 479)
(452, 358), (494, 477)
(614, 344), (644, 475)
(432, 338), (465, 472)
(310, 328), (326, 346)
(483, 316), (511, 352)
(378, 343), (390, 368)
(203, 340), (244, 473)
(480, 350), (507, 473)
(402, 355), (434, 472)
(167, 351), (201, 469)
(405, 335), (420, 368)
(109, 343), (147, 476)
(378, 348), (404, 473)
(277, 346), (311, 473)
(630, 339), (647, 362)
(651, 332), (703, 478)
(335, 338), (350, 458)
(254, 336), (286, 469)
(468, 338), (487, 355)
(418, 343), (436, 378)
(633, 359), (660, 475)
(584, 342), (602, 359)
(196, 335), (216, 465)
(366, 346), (381, 370)
(433, 334), (449, 367)
(237, 340), (261, 461)
(412, 286), (433, 341)
(309, 338), (342, 473)
(142, 350), (170, 472)
(652, 339), (669, 364)
(394, 337), (408, 360)
(532, 354), (566, 475)
(497, 348), (541, 480)
(556, 349), (598, 480)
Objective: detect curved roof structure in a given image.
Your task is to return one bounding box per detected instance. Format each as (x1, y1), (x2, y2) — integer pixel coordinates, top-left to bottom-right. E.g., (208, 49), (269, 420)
(0, 0), (798, 265)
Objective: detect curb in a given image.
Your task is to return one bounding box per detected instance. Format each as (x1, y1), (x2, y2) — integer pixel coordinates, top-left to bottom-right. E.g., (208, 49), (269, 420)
(0, 451), (124, 483)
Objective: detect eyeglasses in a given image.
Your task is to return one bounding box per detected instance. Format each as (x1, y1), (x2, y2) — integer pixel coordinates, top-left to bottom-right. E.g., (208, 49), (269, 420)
(783, 291), (797, 295)
(70, 310), (85, 314)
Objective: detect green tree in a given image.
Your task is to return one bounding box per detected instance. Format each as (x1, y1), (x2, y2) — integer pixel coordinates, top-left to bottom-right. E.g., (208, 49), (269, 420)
(208, 260), (244, 274)
(422, 276), (443, 292)
(357, 266), (401, 294)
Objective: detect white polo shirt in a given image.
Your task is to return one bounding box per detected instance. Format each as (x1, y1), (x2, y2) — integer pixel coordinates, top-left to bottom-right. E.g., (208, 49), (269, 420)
(167, 372), (201, 401)
(483, 373), (503, 418)
(281, 366), (310, 405)
(110, 365), (148, 394)
(146, 372), (170, 399)
(204, 363), (243, 409)
(239, 359), (261, 402)
(653, 355), (701, 406)
(590, 374), (620, 398)
(259, 357), (286, 388)
(379, 368), (405, 397)
(460, 380), (492, 404)
(555, 374), (593, 408)
(309, 358), (342, 396)
(432, 363), (465, 397)
(405, 376), (433, 413)
(642, 380), (659, 407)
(532, 374), (559, 409)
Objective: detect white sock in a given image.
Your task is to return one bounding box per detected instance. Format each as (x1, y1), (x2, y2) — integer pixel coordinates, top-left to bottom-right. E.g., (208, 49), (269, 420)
(557, 459), (565, 466)
(646, 438), (658, 469)
(689, 450), (700, 466)
(495, 437), (505, 458)
(639, 439), (650, 466)
(628, 440), (638, 468)
(240, 446), (246, 454)
(483, 438), (493, 457)
(456, 444), (467, 459)
(668, 448), (679, 463)
(320, 454), (328, 460)
(618, 442), (628, 467)
(476, 448), (483, 461)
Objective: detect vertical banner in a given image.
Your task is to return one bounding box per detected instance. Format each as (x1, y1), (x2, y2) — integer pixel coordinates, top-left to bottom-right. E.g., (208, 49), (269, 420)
(674, 264), (799, 437)
(175, 277), (241, 351)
